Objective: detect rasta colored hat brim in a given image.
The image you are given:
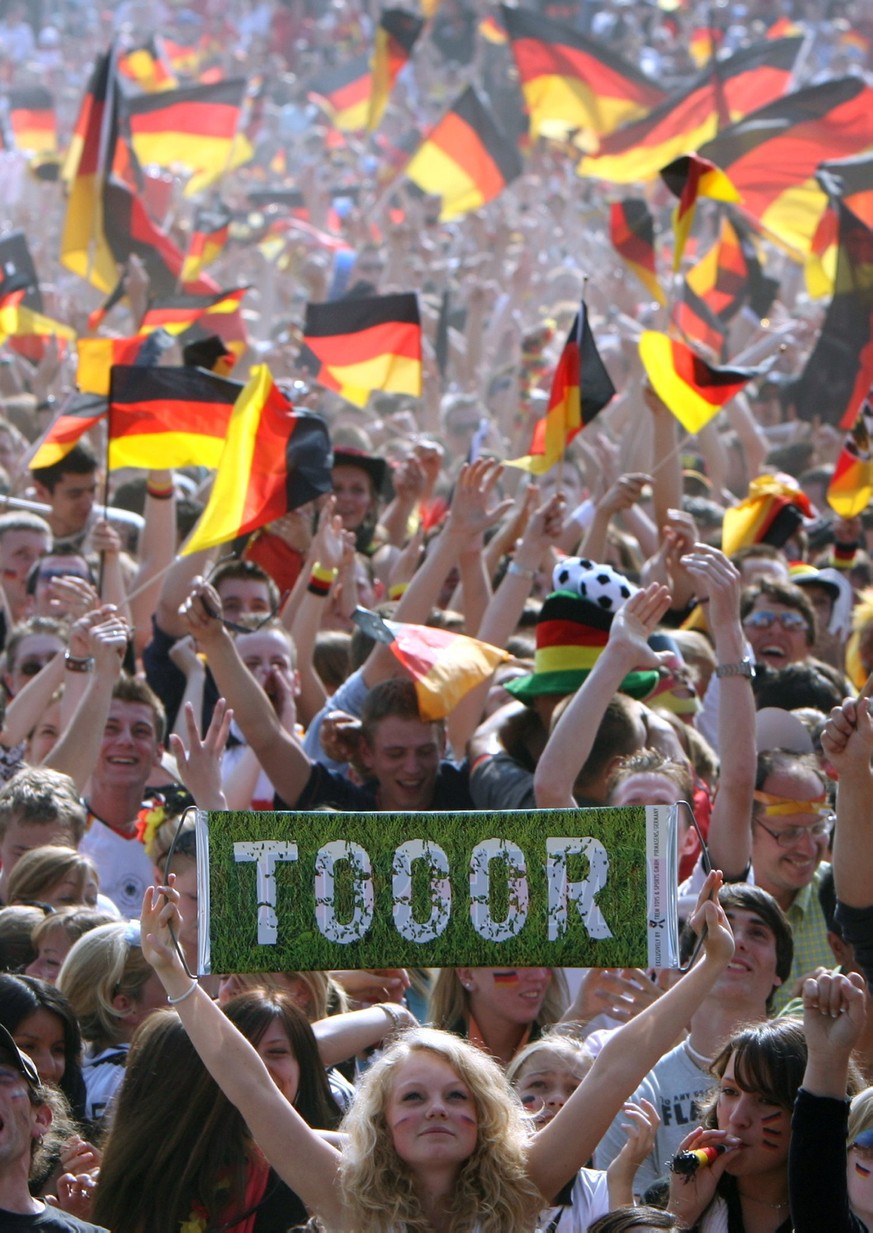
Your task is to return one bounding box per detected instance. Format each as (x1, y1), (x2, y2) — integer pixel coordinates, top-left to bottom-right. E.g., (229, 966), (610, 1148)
(505, 666), (660, 702)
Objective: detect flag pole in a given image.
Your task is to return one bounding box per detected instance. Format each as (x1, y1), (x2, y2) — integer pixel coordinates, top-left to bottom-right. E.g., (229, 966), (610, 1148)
(97, 399), (112, 598)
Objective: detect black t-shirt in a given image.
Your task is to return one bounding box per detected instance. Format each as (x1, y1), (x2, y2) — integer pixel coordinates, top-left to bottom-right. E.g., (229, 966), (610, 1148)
(0, 1206), (108, 1231)
(285, 759), (474, 812)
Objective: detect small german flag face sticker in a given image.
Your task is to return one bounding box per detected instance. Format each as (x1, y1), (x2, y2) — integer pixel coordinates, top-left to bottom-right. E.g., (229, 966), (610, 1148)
(491, 970), (520, 986)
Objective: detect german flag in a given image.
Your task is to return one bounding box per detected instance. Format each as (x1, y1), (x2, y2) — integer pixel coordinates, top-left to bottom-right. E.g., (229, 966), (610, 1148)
(60, 48), (119, 293)
(793, 200), (873, 429)
(8, 86), (57, 153)
(108, 364), (243, 470)
(660, 153), (740, 271)
(301, 292), (421, 407)
(384, 620), (510, 721)
(578, 37), (803, 184)
(0, 232), (42, 310)
(502, 5), (665, 140)
(405, 86), (521, 221)
(609, 198), (665, 305)
(180, 202), (232, 282)
(828, 396), (873, 518)
(672, 281), (725, 359)
(507, 303), (615, 474)
(639, 331), (759, 434)
(368, 9), (423, 131)
(309, 54), (372, 132)
(809, 153), (873, 296)
(28, 393), (107, 469)
(722, 475), (813, 556)
(125, 78), (248, 196)
(76, 334), (166, 395)
(117, 38), (176, 92)
(181, 365), (333, 555)
(139, 287), (247, 337)
(161, 37), (201, 76)
(0, 301), (75, 358)
(699, 76), (873, 257)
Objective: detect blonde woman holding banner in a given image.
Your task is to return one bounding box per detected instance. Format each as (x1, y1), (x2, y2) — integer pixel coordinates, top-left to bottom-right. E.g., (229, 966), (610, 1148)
(140, 869), (734, 1233)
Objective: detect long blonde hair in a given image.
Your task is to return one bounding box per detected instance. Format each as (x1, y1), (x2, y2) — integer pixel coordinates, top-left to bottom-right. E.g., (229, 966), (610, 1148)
(339, 1027), (542, 1233)
(427, 968), (567, 1038)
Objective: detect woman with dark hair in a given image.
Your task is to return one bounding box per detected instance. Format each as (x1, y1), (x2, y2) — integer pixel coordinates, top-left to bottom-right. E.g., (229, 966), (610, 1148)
(588, 1208), (683, 1233)
(0, 971), (86, 1123)
(93, 992), (343, 1233)
(666, 1017), (814, 1232)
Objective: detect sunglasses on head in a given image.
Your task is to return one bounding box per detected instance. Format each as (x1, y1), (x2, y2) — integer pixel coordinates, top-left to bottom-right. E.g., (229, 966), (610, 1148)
(743, 610), (808, 632)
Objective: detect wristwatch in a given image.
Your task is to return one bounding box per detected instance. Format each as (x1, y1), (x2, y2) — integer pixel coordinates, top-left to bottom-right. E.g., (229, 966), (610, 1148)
(715, 657), (755, 680)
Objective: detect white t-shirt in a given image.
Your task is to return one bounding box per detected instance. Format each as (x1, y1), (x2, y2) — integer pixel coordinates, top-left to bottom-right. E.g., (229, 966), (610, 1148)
(80, 817), (154, 918)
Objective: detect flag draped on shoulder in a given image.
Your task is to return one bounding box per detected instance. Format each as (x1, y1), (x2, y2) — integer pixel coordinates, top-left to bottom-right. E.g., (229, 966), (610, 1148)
(501, 4), (665, 141)
(609, 198), (665, 305)
(828, 395), (873, 518)
(28, 393), (108, 470)
(660, 153), (740, 272)
(182, 366), (332, 555)
(124, 78), (249, 196)
(578, 37), (803, 184)
(793, 200), (873, 428)
(108, 364), (242, 469)
(699, 76), (873, 256)
(300, 292), (421, 407)
(405, 86), (521, 221)
(368, 9), (423, 131)
(639, 331), (758, 434)
(507, 303), (614, 474)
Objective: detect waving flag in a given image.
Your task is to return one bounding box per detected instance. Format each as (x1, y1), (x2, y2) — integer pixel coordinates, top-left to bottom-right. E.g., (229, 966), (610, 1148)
(28, 393), (108, 469)
(8, 86), (56, 153)
(309, 54), (372, 132)
(507, 303), (615, 474)
(108, 365), (242, 469)
(182, 366), (332, 555)
(610, 199), (665, 305)
(722, 475), (813, 557)
(139, 287), (246, 336)
(828, 396), (873, 518)
(660, 153), (740, 272)
(501, 4), (665, 140)
(117, 38), (176, 92)
(405, 86), (521, 221)
(180, 202), (232, 282)
(368, 10), (423, 131)
(386, 621), (510, 721)
(300, 292), (421, 406)
(671, 281), (726, 359)
(639, 331), (758, 434)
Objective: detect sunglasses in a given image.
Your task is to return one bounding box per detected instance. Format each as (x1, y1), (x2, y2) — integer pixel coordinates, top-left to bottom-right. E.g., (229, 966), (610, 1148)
(743, 610), (809, 632)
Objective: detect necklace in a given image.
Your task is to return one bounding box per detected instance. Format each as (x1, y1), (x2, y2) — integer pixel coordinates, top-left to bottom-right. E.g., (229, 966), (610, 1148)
(683, 1037), (715, 1071)
(738, 1191), (789, 1210)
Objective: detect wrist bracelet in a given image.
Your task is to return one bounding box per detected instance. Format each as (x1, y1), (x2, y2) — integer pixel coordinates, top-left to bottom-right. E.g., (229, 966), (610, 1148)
(375, 1001), (408, 1035)
(507, 560), (536, 580)
(167, 978), (199, 1005)
(147, 483), (174, 500)
(388, 582), (407, 601)
(307, 562), (338, 598)
(64, 652), (95, 673)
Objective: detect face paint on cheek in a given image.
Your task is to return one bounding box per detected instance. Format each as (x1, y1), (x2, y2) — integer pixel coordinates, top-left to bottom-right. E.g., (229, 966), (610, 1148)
(492, 971), (519, 986)
(855, 1162), (872, 1178)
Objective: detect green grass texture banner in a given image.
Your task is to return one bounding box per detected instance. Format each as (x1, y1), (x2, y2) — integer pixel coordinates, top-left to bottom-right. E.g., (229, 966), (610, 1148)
(195, 805), (680, 974)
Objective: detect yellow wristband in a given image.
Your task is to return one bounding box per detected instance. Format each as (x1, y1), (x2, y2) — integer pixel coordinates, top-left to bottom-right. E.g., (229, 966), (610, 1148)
(311, 562), (338, 585)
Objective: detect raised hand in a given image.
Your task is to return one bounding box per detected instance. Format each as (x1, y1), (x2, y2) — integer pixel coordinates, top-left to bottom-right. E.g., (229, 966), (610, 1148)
(608, 582), (672, 672)
(180, 577), (226, 646)
(802, 969), (867, 1058)
(679, 543), (742, 630)
(169, 698), (232, 810)
(446, 458), (514, 542)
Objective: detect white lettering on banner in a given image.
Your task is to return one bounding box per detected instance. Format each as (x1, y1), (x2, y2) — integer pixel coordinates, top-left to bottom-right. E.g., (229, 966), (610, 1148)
(392, 839), (452, 943)
(545, 838), (613, 942)
(314, 841), (374, 943)
(469, 838), (529, 942)
(233, 842), (298, 944)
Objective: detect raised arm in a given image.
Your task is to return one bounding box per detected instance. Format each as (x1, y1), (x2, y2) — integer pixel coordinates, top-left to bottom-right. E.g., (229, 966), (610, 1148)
(141, 883), (345, 1228)
(680, 546), (756, 879)
(533, 583), (671, 808)
(823, 691), (873, 908)
(526, 871), (734, 1200)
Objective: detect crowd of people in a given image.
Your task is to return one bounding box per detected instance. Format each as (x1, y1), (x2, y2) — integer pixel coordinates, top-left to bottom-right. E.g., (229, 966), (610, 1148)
(0, 0), (873, 1230)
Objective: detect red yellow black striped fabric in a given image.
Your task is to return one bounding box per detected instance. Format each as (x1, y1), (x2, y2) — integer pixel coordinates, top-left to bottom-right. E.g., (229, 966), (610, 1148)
(367, 9), (423, 131)
(686, 215), (746, 322)
(828, 396), (873, 518)
(699, 76), (873, 256)
(811, 153), (873, 296)
(405, 85), (521, 221)
(794, 201), (873, 429)
(139, 287), (246, 336)
(180, 203), (232, 282)
(502, 4), (665, 140)
(125, 78), (247, 196)
(8, 86), (56, 153)
(660, 153), (739, 271)
(508, 303), (614, 474)
(609, 199), (665, 305)
(77, 334), (158, 396)
(107, 364), (242, 469)
(182, 365), (332, 554)
(301, 292), (421, 406)
(28, 393), (108, 469)
(639, 331), (758, 433)
(671, 279), (726, 360)
(579, 36), (802, 184)
(309, 53), (372, 132)
(117, 38), (176, 92)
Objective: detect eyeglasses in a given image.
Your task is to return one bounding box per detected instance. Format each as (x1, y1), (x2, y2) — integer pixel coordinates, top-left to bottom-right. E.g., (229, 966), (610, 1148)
(743, 610), (809, 633)
(753, 816), (834, 848)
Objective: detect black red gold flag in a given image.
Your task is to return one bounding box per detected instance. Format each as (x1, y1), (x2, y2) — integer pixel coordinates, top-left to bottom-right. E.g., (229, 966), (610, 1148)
(502, 4), (665, 140)
(309, 54), (372, 132)
(301, 292), (421, 407)
(660, 153), (739, 271)
(182, 366), (332, 554)
(579, 37), (803, 184)
(828, 395), (873, 518)
(639, 331), (759, 434)
(107, 364), (242, 469)
(139, 287), (247, 337)
(671, 280), (726, 360)
(180, 202), (232, 282)
(507, 303), (615, 474)
(0, 232), (42, 309)
(76, 331), (174, 396)
(699, 76), (873, 256)
(405, 86), (521, 221)
(368, 9), (423, 131)
(609, 199), (665, 305)
(8, 85), (56, 152)
(28, 393), (108, 469)
(117, 38), (176, 92)
(793, 201), (873, 428)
